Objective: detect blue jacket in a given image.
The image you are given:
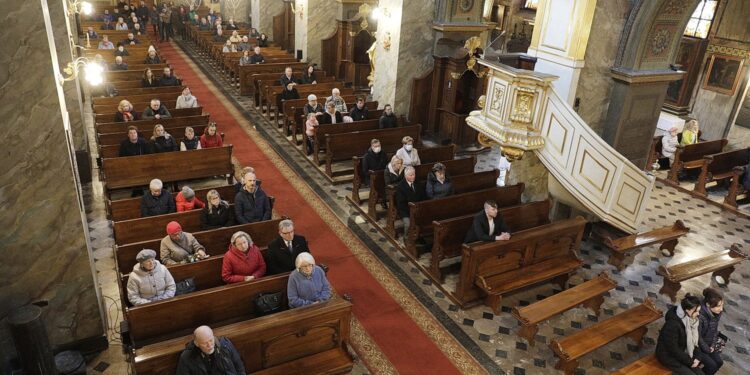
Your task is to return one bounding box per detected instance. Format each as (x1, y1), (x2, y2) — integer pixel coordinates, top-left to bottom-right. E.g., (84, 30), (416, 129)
(287, 266), (332, 308)
(234, 186), (271, 224)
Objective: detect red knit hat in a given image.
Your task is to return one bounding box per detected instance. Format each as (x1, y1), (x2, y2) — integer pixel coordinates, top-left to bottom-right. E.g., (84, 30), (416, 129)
(166, 221), (182, 235)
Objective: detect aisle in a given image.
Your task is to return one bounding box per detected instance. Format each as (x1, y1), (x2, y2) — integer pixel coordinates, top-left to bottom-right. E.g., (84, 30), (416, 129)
(157, 41), (476, 375)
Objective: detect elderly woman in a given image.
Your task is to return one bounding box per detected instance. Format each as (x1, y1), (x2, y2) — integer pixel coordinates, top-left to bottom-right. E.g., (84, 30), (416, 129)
(325, 88), (348, 113)
(384, 155), (404, 186)
(304, 94), (324, 116)
(426, 162), (454, 199)
(175, 186), (205, 212)
(662, 126), (679, 165)
(199, 122), (223, 148)
(180, 126), (202, 151)
(222, 39), (237, 53)
(176, 87), (199, 109)
(304, 113), (319, 156)
(396, 136), (420, 167)
(150, 124), (179, 153)
(681, 120), (700, 146)
(200, 189), (235, 230)
(222, 231), (266, 283)
(287, 252), (331, 308)
(115, 99), (139, 122)
(656, 294), (704, 374)
(126, 249), (176, 305)
(160, 221), (209, 265)
(229, 30), (241, 43)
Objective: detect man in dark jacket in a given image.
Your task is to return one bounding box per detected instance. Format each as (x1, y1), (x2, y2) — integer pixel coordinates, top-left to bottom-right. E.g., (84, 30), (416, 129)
(464, 200), (511, 243)
(141, 179), (176, 217)
(160, 67), (180, 86)
(265, 219), (310, 275)
(142, 99), (172, 120)
(655, 295), (703, 374)
(279, 67), (297, 87)
(395, 166), (425, 232)
(349, 97), (369, 121)
(119, 126), (151, 157)
(249, 46), (265, 64)
(319, 102), (343, 124)
(234, 172), (271, 224)
(176, 325), (245, 375)
(379, 104), (397, 129)
(361, 139), (387, 184)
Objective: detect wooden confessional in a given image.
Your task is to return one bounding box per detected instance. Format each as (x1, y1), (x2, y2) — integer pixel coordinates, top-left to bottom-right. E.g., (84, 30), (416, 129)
(320, 18), (376, 89)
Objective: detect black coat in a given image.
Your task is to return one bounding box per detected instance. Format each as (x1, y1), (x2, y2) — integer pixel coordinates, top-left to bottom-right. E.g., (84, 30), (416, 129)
(304, 103), (324, 116)
(265, 235), (310, 275)
(349, 106), (369, 121)
(200, 202), (235, 230)
(426, 172), (454, 199)
(140, 191), (176, 217)
(119, 137), (152, 157)
(395, 179), (425, 218)
(656, 306), (695, 369)
(384, 168), (404, 186)
(698, 303), (721, 353)
(362, 149), (388, 183)
(464, 210), (510, 243)
(249, 54), (265, 64)
(279, 74), (297, 87)
(379, 114), (397, 129)
(299, 72), (316, 84)
(234, 187), (271, 224)
(151, 135), (179, 153)
(160, 75), (180, 87)
(320, 111), (343, 124)
(176, 336), (245, 375)
(142, 78), (160, 88)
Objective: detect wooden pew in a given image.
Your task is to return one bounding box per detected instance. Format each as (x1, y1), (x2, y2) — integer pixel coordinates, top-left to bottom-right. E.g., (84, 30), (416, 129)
(724, 164), (749, 207)
(101, 145), (233, 196)
(289, 98), (375, 141)
(667, 139), (727, 183)
(96, 114), (210, 133)
(353, 144), (455, 205)
(312, 119), (399, 163)
(103, 67), (172, 82)
(549, 299), (663, 375)
(398, 183), (524, 256)
(612, 354), (670, 374)
(133, 298), (354, 375)
(97, 124), (208, 148)
(324, 125), (422, 177)
(260, 81), (346, 116)
(100, 85), (186, 98)
(657, 243), (747, 302)
(115, 219), (282, 275)
(251, 71), (332, 104)
(95, 106), (202, 124)
(114, 205), (233, 245)
(511, 271), (616, 346)
(430, 199), (550, 281)
(93, 99), (178, 115)
(239, 62), (309, 96)
(92, 90), (184, 107)
(455, 216), (586, 312)
(599, 220), (690, 269)
(694, 147), (750, 196)
(108, 184), (236, 221)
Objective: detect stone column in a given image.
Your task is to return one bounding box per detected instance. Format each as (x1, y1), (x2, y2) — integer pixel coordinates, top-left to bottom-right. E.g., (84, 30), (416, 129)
(294, 0), (338, 64)
(371, 0), (435, 115)
(251, 0), (285, 35)
(0, 0), (105, 365)
(527, 0), (598, 105)
(601, 68), (683, 168)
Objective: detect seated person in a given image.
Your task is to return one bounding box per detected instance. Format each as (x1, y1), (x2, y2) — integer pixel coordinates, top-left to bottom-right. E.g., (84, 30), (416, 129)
(304, 113), (319, 155)
(656, 294), (703, 374)
(249, 46), (265, 64)
(213, 27), (225, 42)
(114, 43), (130, 56)
(119, 125), (151, 157)
(384, 155), (404, 186)
(176, 87), (199, 109)
(319, 102), (343, 124)
(98, 35), (114, 49)
(132, 23), (144, 36)
(362, 138), (387, 184)
(303, 94), (324, 116)
(266, 219), (311, 275)
(141, 67), (159, 88)
(697, 288), (725, 375)
(86, 26), (98, 39)
(110, 55), (128, 71)
(160, 67), (180, 86)
(662, 126), (679, 164)
(140, 179), (176, 217)
(222, 231), (266, 283)
(681, 120), (700, 146)
(101, 9), (113, 22)
(126, 249), (176, 305)
(150, 124), (179, 153)
(200, 122), (224, 148)
(234, 171), (271, 223)
(280, 67), (297, 87)
(379, 104), (397, 129)
(396, 135), (420, 166)
(464, 200), (511, 243)
(142, 99), (172, 120)
(100, 19), (115, 30)
(239, 49), (252, 66)
(123, 32), (139, 45)
(279, 82), (300, 102)
(237, 36), (251, 52)
(115, 99), (139, 122)
(144, 49), (161, 64)
(160, 221), (209, 265)
(234, 166), (256, 193)
(222, 39), (236, 53)
(349, 96), (369, 121)
(180, 126), (202, 150)
(176, 325), (246, 374)
(426, 163), (454, 199)
(395, 166), (425, 232)
(248, 28), (260, 38)
(115, 17), (129, 30)
(325, 88), (348, 113)
(258, 33), (269, 47)
(299, 64), (317, 84)
(229, 30), (241, 43)
(175, 186), (205, 212)
(200, 189), (235, 230)
(288, 252), (332, 308)
(198, 17), (210, 31)
(225, 18), (239, 30)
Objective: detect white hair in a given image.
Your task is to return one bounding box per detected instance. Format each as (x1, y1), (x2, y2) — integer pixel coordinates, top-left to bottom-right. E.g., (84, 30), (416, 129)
(404, 166), (416, 175)
(149, 179), (163, 190)
(307, 94), (317, 101)
(279, 219), (294, 231)
(295, 252), (315, 269)
(231, 231), (253, 246)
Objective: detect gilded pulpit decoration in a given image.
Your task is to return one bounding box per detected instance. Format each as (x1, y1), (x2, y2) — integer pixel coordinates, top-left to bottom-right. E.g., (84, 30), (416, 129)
(510, 88), (535, 124)
(450, 36), (487, 79)
(355, 3), (373, 31)
(366, 41), (377, 87)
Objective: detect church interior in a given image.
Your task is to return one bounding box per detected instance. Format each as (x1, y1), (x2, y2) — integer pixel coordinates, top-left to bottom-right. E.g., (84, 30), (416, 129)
(3, 0), (750, 374)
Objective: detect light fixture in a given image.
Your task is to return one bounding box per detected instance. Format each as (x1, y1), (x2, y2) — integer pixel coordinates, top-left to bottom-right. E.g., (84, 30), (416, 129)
(68, 0), (93, 15)
(60, 57), (104, 86)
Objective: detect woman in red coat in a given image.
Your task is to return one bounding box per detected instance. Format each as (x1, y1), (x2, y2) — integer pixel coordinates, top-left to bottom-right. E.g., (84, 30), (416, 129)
(199, 122), (224, 148)
(222, 231), (266, 283)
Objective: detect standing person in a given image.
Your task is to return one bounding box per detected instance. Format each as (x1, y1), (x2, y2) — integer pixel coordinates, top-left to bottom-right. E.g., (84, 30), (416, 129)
(655, 294), (705, 375)
(497, 150), (511, 186)
(696, 288), (725, 375)
(304, 113), (319, 156)
(265, 219), (311, 275)
(176, 326), (246, 374)
(149, 5), (160, 39)
(160, 5), (173, 42)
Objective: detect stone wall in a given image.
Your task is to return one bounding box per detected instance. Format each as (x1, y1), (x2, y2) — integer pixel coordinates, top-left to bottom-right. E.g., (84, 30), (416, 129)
(305, 0), (338, 65)
(251, 0), (284, 38)
(574, 0), (632, 135)
(371, 0), (403, 108)
(0, 0), (104, 364)
(294, 0), (308, 59)
(221, 0), (250, 23)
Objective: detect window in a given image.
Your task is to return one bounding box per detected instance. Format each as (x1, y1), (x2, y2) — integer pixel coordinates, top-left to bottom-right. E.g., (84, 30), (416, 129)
(683, 0), (718, 39)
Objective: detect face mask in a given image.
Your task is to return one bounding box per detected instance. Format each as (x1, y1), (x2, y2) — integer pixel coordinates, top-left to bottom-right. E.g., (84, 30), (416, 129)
(118, 47), (124, 51)
(372, 147), (381, 153)
(405, 144), (413, 152)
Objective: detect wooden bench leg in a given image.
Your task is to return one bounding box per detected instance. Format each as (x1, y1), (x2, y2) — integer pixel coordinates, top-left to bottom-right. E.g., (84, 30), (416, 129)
(607, 251), (628, 270)
(554, 358), (579, 375)
(552, 273), (571, 290)
(582, 294), (605, 316)
(626, 326), (648, 348)
(485, 294), (502, 315)
(518, 324), (538, 347)
(712, 266), (736, 286)
(429, 253), (444, 283)
(659, 239), (678, 257)
(659, 279), (681, 303)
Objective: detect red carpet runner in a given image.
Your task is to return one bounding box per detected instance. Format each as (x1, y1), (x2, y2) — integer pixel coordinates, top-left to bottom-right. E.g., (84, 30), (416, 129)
(157, 42), (466, 374)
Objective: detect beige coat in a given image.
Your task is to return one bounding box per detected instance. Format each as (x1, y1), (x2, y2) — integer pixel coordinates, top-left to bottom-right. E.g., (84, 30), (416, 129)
(160, 232), (206, 265)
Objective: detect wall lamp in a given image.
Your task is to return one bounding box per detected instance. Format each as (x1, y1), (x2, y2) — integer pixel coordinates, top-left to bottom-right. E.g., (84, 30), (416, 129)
(60, 57), (104, 86)
(69, 0), (93, 16)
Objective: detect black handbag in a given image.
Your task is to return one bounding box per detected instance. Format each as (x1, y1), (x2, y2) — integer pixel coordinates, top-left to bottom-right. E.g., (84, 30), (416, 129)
(175, 277), (196, 295)
(253, 292), (283, 316)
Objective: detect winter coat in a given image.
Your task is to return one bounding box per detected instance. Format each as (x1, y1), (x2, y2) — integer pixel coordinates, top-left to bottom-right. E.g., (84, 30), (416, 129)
(160, 232), (206, 265)
(426, 171), (454, 199)
(200, 133), (223, 148)
(379, 114), (397, 129)
(175, 192), (205, 212)
(150, 135), (179, 153)
(349, 105), (369, 121)
(698, 303), (721, 353)
(200, 201), (235, 230)
(126, 260), (176, 305)
(176, 336), (245, 375)
(221, 243), (266, 283)
(396, 146), (420, 167)
(140, 191), (176, 217)
(142, 104), (172, 120)
(234, 187), (271, 224)
(287, 266), (331, 308)
(119, 137), (151, 157)
(656, 306), (694, 369)
(180, 137), (201, 151)
(361, 148), (388, 183)
(176, 94), (198, 109)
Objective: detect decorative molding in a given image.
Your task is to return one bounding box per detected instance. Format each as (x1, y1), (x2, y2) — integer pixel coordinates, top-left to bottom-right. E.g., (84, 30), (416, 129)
(432, 23), (494, 32)
(706, 44), (750, 60)
(610, 67), (684, 84)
